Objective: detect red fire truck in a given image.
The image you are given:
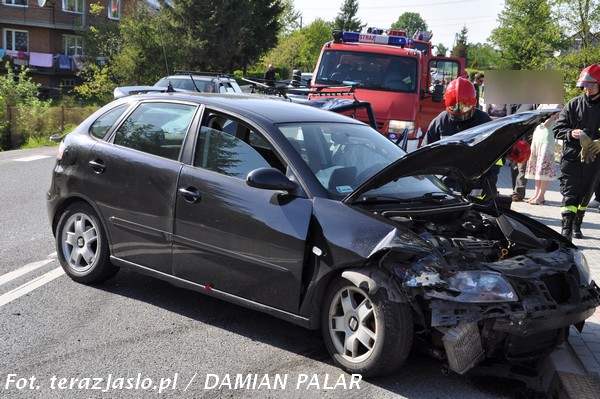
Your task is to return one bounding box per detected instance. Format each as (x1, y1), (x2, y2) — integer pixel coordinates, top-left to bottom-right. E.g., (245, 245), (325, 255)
(309, 29), (467, 151)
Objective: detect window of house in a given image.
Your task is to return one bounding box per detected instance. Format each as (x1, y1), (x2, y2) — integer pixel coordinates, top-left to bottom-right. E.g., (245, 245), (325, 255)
(61, 79), (77, 89)
(62, 0), (84, 13)
(108, 0), (121, 19)
(4, 29), (28, 52)
(3, 0), (28, 6)
(62, 35), (83, 56)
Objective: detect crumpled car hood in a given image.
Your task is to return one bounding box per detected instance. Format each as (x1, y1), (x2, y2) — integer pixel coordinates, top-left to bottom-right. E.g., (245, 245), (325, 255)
(344, 110), (559, 203)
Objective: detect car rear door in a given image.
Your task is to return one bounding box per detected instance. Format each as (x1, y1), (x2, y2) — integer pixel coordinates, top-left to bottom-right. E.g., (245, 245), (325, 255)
(172, 111), (312, 313)
(84, 100), (199, 274)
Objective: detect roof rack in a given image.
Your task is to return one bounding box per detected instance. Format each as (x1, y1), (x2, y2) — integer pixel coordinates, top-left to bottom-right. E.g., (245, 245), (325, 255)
(173, 70), (234, 78)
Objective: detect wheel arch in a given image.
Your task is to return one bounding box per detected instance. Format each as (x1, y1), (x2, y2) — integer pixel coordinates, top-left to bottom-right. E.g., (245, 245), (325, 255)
(51, 196), (110, 245)
(305, 265), (407, 330)
(340, 267), (406, 304)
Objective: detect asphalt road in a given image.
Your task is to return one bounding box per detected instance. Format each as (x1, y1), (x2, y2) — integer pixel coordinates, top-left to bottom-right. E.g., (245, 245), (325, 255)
(0, 147), (550, 399)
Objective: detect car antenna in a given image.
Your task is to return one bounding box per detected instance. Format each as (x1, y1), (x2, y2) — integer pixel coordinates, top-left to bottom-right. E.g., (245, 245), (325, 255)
(166, 82), (175, 93)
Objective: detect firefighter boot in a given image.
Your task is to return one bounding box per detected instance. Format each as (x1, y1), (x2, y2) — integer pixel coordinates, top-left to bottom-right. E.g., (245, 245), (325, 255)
(561, 213), (575, 241)
(573, 211), (585, 239)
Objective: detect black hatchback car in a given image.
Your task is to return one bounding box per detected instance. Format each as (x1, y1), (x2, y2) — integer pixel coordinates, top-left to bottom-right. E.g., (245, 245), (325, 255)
(47, 93), (600, 377)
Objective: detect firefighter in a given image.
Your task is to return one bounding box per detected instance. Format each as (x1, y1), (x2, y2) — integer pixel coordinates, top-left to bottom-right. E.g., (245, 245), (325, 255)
(423, 77), (497, 199)
(553, 64), (600, 240)
(423, 77), (492, 142)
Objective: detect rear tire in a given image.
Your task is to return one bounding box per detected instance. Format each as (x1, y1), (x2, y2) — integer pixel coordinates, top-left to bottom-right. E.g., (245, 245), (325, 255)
(321, 276), (413, 377)
(55, 203), (119, 284)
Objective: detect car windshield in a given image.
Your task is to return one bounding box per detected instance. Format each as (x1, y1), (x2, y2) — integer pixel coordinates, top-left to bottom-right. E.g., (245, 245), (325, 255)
(313, 50), (418, 93)
(277, 122), (447, 199)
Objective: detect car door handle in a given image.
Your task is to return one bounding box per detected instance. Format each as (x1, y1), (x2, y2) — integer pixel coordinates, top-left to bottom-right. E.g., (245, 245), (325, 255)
(88, 159), (106, 174)
(178, 187), (201, 203)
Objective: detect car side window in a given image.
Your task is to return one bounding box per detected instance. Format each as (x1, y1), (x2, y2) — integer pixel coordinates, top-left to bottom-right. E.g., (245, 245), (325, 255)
(89, 104), (128, 139)
(194, 113), (284, 178)
(219, 82), (236, 93)
(113, 102), (197, 160)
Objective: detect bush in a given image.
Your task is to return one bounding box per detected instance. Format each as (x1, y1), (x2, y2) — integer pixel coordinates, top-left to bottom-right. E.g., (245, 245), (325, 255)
(3, 104), (99, 149)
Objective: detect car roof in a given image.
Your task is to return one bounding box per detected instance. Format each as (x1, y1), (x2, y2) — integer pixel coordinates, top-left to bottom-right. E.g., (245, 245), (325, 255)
(115, 92), (368, 126)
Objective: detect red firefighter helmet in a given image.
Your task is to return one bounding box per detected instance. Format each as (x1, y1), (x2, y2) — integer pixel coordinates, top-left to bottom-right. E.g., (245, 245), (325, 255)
(444, 77), (477, 121)
(576, 64), (600, 88)
(507, 140), (531, 164)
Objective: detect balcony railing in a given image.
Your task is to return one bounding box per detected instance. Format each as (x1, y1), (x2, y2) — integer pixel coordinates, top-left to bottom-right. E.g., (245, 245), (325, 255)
(0, 5), (116, 31)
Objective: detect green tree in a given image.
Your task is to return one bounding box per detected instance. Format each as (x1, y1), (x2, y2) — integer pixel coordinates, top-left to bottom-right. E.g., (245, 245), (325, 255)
(280, 0), (302, 34)
(72, 2), (123, 101)
(157, 0), (283, 72)
(553, 0), (600, 49)
(391, 12), (428, 36)
(435, 43), (448, 57)
(552, 0), (600, 100)
(451, 26), (469, 59)
(467, 43), (501, 69)
(262, 18), (333, 76)
(489, 0), (564, 69)
(74, 63), (117, 103)
(0, 64), (45, 106)
(555, 46), (600, 100)
(334, 0), (364, 32)
(111, 2), (168, 85)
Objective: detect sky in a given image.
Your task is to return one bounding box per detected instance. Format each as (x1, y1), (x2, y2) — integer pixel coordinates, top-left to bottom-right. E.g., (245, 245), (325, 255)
(293, 0), (506, 49)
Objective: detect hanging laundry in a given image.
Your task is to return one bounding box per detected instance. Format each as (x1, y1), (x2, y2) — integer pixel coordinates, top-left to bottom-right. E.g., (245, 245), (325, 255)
(29, 52), (54, 67)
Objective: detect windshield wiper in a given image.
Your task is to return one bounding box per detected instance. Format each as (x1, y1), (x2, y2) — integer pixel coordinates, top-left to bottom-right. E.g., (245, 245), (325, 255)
(357, 192), (450, 204)
(322, 79), (344, 85)
(357, 82), (386, 89)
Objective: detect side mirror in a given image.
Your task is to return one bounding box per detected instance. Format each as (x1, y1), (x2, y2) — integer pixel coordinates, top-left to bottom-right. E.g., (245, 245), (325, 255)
(49, 134), (62, 143)
(431, 84), (444, 103)
(246, 167), (297, 192)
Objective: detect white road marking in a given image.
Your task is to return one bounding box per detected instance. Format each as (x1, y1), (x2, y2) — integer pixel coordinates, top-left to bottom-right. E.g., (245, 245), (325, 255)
(14, 155), (51, 162)
(0, 257), (56, 287)
(0, 267), (65, 307)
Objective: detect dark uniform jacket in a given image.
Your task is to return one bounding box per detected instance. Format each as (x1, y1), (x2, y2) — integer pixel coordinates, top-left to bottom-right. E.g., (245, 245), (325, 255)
(423, 109), (492, 145)
(553, 93), (600, 210)
(554, 94), (600, 162)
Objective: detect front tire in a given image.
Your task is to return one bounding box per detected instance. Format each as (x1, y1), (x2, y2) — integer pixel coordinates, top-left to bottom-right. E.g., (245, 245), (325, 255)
(321, 276), (413, 377)
(55, 203), (119, 284)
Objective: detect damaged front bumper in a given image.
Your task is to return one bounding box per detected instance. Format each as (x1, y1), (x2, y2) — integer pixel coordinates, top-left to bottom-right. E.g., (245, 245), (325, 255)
(424, 281), (600, 374)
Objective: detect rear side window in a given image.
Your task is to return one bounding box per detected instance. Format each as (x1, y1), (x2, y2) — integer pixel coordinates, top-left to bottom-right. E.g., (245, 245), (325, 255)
(113, 102), (197, 160)
(219, 80), (242, 93)
(89, 104), (128, 139)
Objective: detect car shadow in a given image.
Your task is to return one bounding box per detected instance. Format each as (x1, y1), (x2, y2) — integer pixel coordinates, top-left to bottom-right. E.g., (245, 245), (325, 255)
(96, 269), (330, 360)
(92, 269), (549, 398)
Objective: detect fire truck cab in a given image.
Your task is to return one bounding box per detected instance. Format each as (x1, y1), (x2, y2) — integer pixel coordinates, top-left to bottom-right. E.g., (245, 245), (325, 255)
(310, 29), (466, 151)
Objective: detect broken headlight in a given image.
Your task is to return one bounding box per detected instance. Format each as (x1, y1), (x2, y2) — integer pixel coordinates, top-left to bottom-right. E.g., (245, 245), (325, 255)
(434, 271), (518, 303)
(573, 249), (592, 285)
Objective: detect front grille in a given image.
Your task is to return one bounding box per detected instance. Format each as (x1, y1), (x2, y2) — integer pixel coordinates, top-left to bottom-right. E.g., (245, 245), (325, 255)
(541, 273), (570, 304)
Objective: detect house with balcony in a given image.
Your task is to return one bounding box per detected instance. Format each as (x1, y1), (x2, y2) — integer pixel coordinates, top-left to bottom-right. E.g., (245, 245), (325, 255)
(1, 0), (134, 98)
